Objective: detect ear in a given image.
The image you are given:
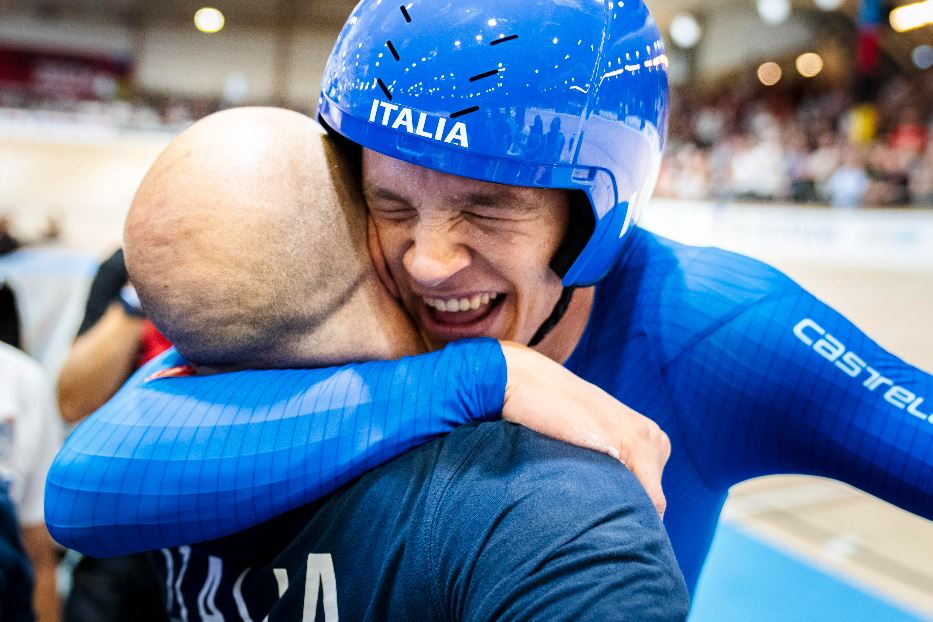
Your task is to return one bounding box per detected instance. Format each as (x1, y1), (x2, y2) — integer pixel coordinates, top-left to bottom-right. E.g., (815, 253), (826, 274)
(367, 217), (400, 299)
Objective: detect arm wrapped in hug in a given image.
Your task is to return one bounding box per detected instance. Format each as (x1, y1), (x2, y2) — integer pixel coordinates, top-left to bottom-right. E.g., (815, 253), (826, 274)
(45, 338), (506, 557)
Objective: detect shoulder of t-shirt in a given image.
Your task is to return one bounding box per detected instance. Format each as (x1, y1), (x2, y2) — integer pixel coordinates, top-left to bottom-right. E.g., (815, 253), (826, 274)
(426, 421), (656, 550)
(609, 228), (800, 365)
(444, 419), (645, 491)
(421, 423), (675, 613)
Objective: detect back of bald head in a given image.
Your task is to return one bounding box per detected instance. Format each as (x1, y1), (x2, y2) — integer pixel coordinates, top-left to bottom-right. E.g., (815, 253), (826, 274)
(125, 108), (375, 368)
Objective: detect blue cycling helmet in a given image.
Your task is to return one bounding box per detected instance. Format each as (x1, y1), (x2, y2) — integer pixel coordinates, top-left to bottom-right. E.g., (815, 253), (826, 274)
(320, 0), (668, 286)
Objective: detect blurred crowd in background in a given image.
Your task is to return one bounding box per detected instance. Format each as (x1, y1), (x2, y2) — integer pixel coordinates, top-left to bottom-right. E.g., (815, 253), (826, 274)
(660, 71), (933, 207)
(0, 90), (204, 134)
(1, 59), (930, 212)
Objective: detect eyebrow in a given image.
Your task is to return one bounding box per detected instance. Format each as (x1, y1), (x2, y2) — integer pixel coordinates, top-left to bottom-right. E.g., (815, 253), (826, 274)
(363, 186), (409, 203)
(457, 192), (510, 208)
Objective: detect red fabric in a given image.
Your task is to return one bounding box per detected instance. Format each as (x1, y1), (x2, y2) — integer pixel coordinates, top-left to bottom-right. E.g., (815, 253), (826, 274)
(856, 28), (879, 75)
(145, 364), (195, 383)
(889, 124), (928, 154)
(136, 320), (172, 368)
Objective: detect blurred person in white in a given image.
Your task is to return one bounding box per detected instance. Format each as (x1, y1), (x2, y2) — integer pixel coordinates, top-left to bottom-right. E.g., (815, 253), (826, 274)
(729, 130), (786, 201)
(55, 250), (170, 622)
(784, 130), (818, 203)
(807, 131), (843, 200)
(0, 305), (63, 621)
(673, 144), (711, 200)
(693, 105), (726, 149)
(908, 142), (933, 206)
(825, 150), (871, 209)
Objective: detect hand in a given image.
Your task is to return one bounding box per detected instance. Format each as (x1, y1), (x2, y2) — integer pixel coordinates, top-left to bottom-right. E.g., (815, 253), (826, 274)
(499, 342), (670, 517)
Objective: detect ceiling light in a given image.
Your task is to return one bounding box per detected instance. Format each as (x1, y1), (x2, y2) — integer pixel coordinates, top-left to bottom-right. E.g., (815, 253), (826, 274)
(889, 0), (933, 32)
(814, 0), (844, 10)
(194, 7), (225, 34)
(757, 0), (791, 24)
(913, 44), (933, 69)
(796, 52), (824, 77)
(757, 61), (783, 85)
(670, 13), (702, 49)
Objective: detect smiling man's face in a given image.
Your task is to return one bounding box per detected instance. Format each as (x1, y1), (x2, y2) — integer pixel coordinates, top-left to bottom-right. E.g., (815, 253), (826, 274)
(363, 149), (569, 348)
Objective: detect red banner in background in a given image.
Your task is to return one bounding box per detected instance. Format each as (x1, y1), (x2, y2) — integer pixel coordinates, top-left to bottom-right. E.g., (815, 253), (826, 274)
(856, 27), (880, 74)
(0, 45), (131, 99)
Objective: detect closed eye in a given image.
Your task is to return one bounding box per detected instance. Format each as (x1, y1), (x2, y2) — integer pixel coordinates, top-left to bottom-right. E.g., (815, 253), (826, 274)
(463, 205), (534, 224)
(370, 204), (417, 221)
(363, 187), (418, 221)
(464, 209), (507, 223)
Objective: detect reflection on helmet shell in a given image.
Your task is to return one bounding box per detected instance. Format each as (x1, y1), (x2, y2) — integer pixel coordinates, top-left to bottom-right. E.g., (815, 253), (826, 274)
(320, 0), (669, 286)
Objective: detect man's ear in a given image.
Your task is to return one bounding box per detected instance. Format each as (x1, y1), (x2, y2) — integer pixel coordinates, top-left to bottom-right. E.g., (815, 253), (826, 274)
(367, 217), (400, 299)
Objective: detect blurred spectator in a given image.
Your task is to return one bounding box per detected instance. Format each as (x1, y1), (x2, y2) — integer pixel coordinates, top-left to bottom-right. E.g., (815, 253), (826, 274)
(0, 215), (60, 252)
(655, 66), (931, 207)
(785, 131), (817, 203)
(55, 249), (169, 622)
(0, 485), (34, 622)
(0, 337), (64, 622)
(825, 151), (871, 208)
(674, 144), (711, 200)
(889, 107), (928, 155)
(56, 250), (170, 423)
(807, 131), (843, 200)
(693, 105), (726, 148)
(0, 282), (20, 350)
(730, 132), (786, 201)
(908, 144), (933, 206)
(0, 217), (19, 257)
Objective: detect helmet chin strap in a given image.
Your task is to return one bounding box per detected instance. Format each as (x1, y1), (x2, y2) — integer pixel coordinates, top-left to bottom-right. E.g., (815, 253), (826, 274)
(528, 285), (576, 347)
(529, 191), (593, 347)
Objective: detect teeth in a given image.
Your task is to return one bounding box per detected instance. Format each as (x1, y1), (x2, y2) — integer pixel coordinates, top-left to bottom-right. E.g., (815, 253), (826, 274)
(424, 293), (500, 313)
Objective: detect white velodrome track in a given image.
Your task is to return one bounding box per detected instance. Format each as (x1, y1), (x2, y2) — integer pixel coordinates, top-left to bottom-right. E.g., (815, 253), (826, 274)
(1, 125), (931, 618)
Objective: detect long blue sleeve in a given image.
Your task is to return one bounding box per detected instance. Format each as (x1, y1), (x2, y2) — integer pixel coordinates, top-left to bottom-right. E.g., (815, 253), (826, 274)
(661, 251), (933, 506)
(45, 338), (506, 557)
(654, 246), (933, 588)
(564, 229), (933, 592)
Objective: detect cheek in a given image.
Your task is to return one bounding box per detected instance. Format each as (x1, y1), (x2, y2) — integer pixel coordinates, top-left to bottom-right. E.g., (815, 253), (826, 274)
(490, 243), (561, 296)
(372, 222), (411, 269)
(503, 226), (564, 279)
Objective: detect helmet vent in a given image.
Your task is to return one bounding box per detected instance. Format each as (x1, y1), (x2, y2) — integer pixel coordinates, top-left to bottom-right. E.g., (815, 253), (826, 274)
(489, 34), (518, 46)
(449, 106), (479, 118)
(376, 78), (393, 101)
(399, 5), (412, 22)
(468, 69), (500, 82)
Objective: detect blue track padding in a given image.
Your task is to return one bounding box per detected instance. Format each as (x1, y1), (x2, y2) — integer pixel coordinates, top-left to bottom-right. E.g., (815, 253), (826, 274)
(689, 523), (928, 622)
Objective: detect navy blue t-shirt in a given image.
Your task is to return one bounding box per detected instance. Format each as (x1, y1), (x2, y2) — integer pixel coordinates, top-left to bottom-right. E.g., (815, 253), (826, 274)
(159, 422), (688, 622)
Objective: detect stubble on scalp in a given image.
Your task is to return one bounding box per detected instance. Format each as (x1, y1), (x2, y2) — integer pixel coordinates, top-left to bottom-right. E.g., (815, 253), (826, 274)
(125, 107), (374, 369)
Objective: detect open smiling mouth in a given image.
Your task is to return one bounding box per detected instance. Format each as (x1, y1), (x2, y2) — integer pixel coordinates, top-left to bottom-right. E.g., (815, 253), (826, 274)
(422, 293), (506, 327)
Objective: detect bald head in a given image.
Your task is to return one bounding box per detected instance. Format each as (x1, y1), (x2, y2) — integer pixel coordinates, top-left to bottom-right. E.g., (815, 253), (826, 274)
(125, 107), (420, 369)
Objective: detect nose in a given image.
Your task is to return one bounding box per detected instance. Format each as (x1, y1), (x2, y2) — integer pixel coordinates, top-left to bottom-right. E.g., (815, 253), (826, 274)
(403, 223), (471, 289)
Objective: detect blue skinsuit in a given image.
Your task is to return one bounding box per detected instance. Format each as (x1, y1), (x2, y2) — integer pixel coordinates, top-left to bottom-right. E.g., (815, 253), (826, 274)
(46, 228), (933, 593)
